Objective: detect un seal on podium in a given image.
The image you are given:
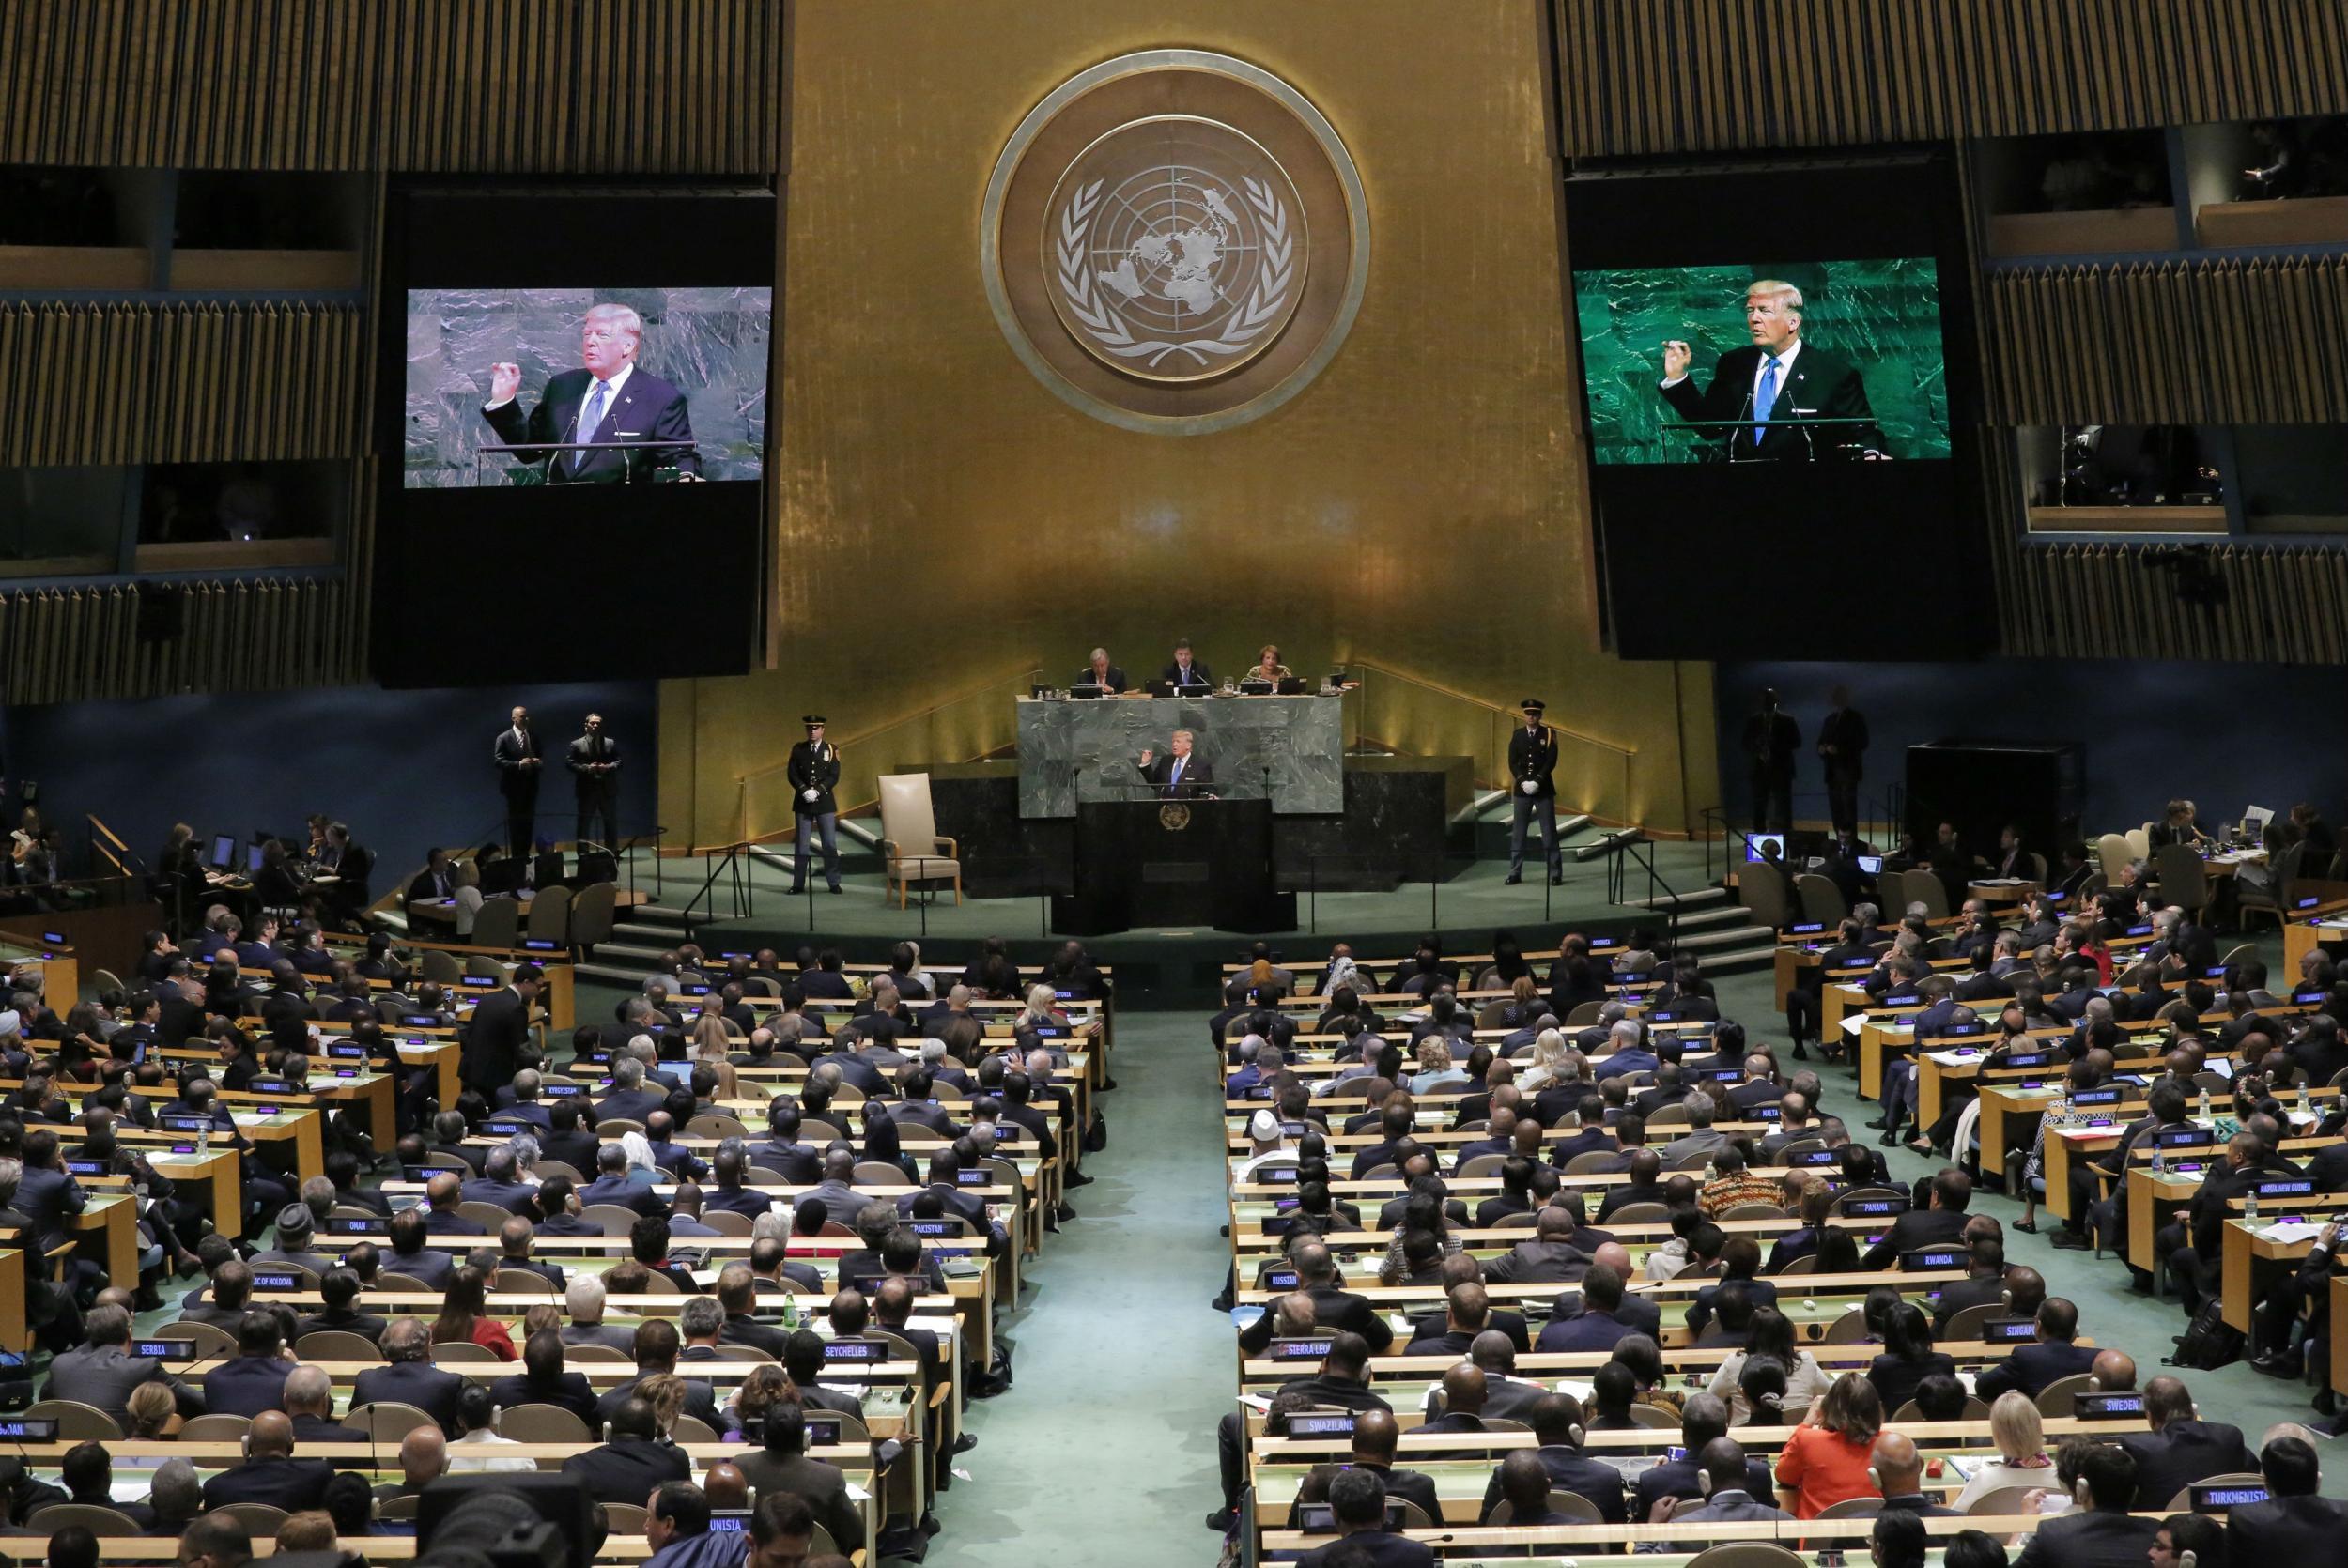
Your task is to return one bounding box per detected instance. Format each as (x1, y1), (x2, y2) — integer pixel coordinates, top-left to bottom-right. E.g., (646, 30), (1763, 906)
(983, 51), (1369, 435)
(1159, 804), (1193, 832)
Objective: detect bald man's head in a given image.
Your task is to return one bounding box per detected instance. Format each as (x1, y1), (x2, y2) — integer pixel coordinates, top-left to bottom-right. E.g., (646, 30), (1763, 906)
(2090, 1349), (2137, 1391)
(1351, 1407), (1399, 1462)
(401, 1425), (447, 1486)
(247, 1409), (294, 1457)
(704, 1460), (749, 1512)
(1592, 1241), (1633, 1277)
(1447, 1282), (1490, 1332)
(1442, 1361), (1487, 1416)
(1870, 1431), (1922, 1494)
(1469, 1329), (1515, 1372)
(2003, 1266), (2046, 1316)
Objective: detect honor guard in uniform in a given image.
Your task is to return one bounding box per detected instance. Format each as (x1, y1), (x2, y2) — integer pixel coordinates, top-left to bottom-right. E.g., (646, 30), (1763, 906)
(1506, 699), (1564, 885)
(788, 715), (843, 895)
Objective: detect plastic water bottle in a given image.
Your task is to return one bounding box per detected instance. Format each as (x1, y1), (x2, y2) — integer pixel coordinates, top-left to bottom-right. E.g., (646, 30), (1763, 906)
(196, 1126), (210, 1157)
(2198, 1086), (2211, 1121)
(2245, 1190), (2260, 1222)
(2153, 1145), (2166, 1176)
(780, 1295), (799, 1330)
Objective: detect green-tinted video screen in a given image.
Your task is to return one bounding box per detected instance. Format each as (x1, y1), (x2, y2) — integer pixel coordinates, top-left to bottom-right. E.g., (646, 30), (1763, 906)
(1574, 260), (1951, 465)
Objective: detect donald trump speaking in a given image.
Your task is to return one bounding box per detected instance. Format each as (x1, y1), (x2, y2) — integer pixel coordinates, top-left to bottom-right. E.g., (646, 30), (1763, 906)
(1656, 279), (1880, 462)
(480, 302), (702, 484)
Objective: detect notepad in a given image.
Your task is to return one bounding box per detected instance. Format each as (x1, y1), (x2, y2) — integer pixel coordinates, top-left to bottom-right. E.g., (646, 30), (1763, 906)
(2259, 1221), (2326, 1244)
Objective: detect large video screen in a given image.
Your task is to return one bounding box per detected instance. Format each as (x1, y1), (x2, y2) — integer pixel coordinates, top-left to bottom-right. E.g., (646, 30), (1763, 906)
(374, 185), (772, 687)
(403, 286), (769, 488)
(1566, 157), (1986, 661)
(1576, 261), (1950, 466)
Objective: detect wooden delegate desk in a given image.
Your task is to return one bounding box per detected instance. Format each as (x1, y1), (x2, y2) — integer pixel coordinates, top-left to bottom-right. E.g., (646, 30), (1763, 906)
(0, 1247), (22, 1353)
(2047, 1106), (2337, 1225)
(2223, 1200), (2348, 1334)
(2333, 1270), (2348, 1401)
(1257, 1512), (2065, 1561)
(0, 932), (80, 1011)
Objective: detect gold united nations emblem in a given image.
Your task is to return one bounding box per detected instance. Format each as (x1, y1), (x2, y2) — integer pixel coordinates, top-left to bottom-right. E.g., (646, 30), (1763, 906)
(1159, 803), (1193, 831)
(983, 51), (1369, 435)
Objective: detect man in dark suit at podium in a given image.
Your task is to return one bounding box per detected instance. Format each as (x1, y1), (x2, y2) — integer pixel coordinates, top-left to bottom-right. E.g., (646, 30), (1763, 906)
(480, 303), (702, 484)
(1161, 638), (1213, 690)
(1136, 730), (1213, 799)
(1657, 279), (1879, 462)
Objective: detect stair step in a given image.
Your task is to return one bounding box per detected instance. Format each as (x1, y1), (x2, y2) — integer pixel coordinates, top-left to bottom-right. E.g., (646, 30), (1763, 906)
(577, 961), (647, 987)
(1667, 923), (1775, 952)
(1667, 904), (1753, 931)
(1616, 885), (1728, 912)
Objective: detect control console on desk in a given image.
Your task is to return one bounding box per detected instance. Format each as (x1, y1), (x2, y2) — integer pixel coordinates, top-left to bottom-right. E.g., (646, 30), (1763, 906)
(1055, 797), (1295, 936)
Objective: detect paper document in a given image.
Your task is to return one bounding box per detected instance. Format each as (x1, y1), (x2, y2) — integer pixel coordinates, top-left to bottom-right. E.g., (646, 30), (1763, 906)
(2259, 1222), (2326, 1245)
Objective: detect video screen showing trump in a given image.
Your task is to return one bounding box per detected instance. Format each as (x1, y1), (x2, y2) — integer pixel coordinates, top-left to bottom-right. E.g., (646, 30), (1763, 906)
(1575, 261), (1951, 466)
(402, 287), (771, 487)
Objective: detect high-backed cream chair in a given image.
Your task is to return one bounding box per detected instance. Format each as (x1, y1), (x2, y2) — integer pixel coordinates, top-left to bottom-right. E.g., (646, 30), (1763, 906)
(877, 773), (962, 908)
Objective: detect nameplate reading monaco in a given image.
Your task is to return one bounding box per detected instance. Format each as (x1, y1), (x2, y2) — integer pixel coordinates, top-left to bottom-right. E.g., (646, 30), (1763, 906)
(982, 50), (1370, 435)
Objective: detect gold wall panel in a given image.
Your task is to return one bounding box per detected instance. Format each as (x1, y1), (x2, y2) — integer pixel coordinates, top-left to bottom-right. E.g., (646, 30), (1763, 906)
(0, 301), (368, 468)
(660, 0), (1717, 850)
(0, 0), (787, 172)
(1552, 0), (2348, 157)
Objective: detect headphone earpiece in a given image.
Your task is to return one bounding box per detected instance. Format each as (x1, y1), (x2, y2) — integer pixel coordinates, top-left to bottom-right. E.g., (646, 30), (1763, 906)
(1568, 1424), (1585, 1447)
(1696, 1471), (1713, 1496)
(1866, 1466), (1881, 1493)
(2178, 1553), (2197, 1568)
(2073, 1479), (2093, 1507)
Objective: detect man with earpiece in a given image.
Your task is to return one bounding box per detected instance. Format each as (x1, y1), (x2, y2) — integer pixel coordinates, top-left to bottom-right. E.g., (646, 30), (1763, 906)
(2147, 1512), (2229, 1568)
(1631, 1393), (1775, 1521)
(1481, 1392), (1627, 1523)
(2012, 1441), (2159, 1568)
(1866, 1432), (1959, 1516)
(2116, 1375), (2256, 1512)
(1644, 1436), (1791, 1548)
(2225, 1434), (2348, 1555)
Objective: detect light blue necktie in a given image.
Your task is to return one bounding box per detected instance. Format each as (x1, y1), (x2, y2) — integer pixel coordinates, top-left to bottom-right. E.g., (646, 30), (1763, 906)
(1171, 758), (1184, 791)
(1753, 356), (1782, 433)
(575, 379), (611, 471)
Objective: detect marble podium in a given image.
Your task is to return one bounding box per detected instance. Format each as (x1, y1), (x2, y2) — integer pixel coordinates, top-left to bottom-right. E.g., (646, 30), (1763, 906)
(1014, 694), (1344, 819)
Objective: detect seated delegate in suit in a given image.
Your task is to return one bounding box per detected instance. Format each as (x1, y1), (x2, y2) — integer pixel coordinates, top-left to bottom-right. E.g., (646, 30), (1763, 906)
(1160, 638), (1213, 690)
(1075, 647), (1128, 693)
(1657, 279), (1880, 462)
(2014, 1441), (2160, 1568)
(1297, 1467), (1436, 1568)
(480, 302), (702, 484)
(2115, 1375), (2255, 1511)
(1135, 730), (1213, 799)
(199, 1410), (332, 1513)
(2227, 1435), (2348, 1557)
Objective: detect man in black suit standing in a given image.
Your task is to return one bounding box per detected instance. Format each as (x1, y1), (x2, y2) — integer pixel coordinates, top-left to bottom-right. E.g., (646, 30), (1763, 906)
(1135, 730), (1213, 799)
(481, 303), (701, 484)
(786, 715), (842, 896)
(567, 713), (622, 853)
(1506, 699), (1563, 887)
(494, 705), (543, 858)
(1741, 688), (1800, 837)
(2227, 1436), (2348, 1557)
(1816, 686), (1869, 842)
(1076, 647), (1128, 693)
(459, 963), (542, 1100)
(1657, 278), (1880, 462)
(1161, 638), (1212, 690)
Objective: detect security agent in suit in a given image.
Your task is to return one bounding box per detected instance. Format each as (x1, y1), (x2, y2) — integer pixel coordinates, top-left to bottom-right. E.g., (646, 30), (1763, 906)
(567, 713), (622, 852)
(1135, 729), (1213, 799)
(198, 1409), (332, 1513)
(45, 1303), (200, 1427)
(1506, 699), (1564, 886)
(2226, 1435), (2348, 1559)
(351, 1316), (471, 1437)
(1160, 638), (1213, 691)
(480, 303), (702, 484)
(1740, 687), (1801, 837)
(1075, 647), (1128, 694)
(2014, 1441), (2160, 1568)
(1295, 1466), (1436, 1568)
(493, 705), (544, 858)
(562, 1393), (692, 1495)
(2116, 1376), (2255, 1511)
(1816, 686), (1870, 840)
(734, 1400), (865, 1555)
(786, 715), (843, 895)
(1658, 279), (1881, 463)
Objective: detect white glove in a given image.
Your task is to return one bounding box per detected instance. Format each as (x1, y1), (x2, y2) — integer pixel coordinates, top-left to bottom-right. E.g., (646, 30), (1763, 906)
(802, 789), (819, 803)
(1520, 778), (1539, 795)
